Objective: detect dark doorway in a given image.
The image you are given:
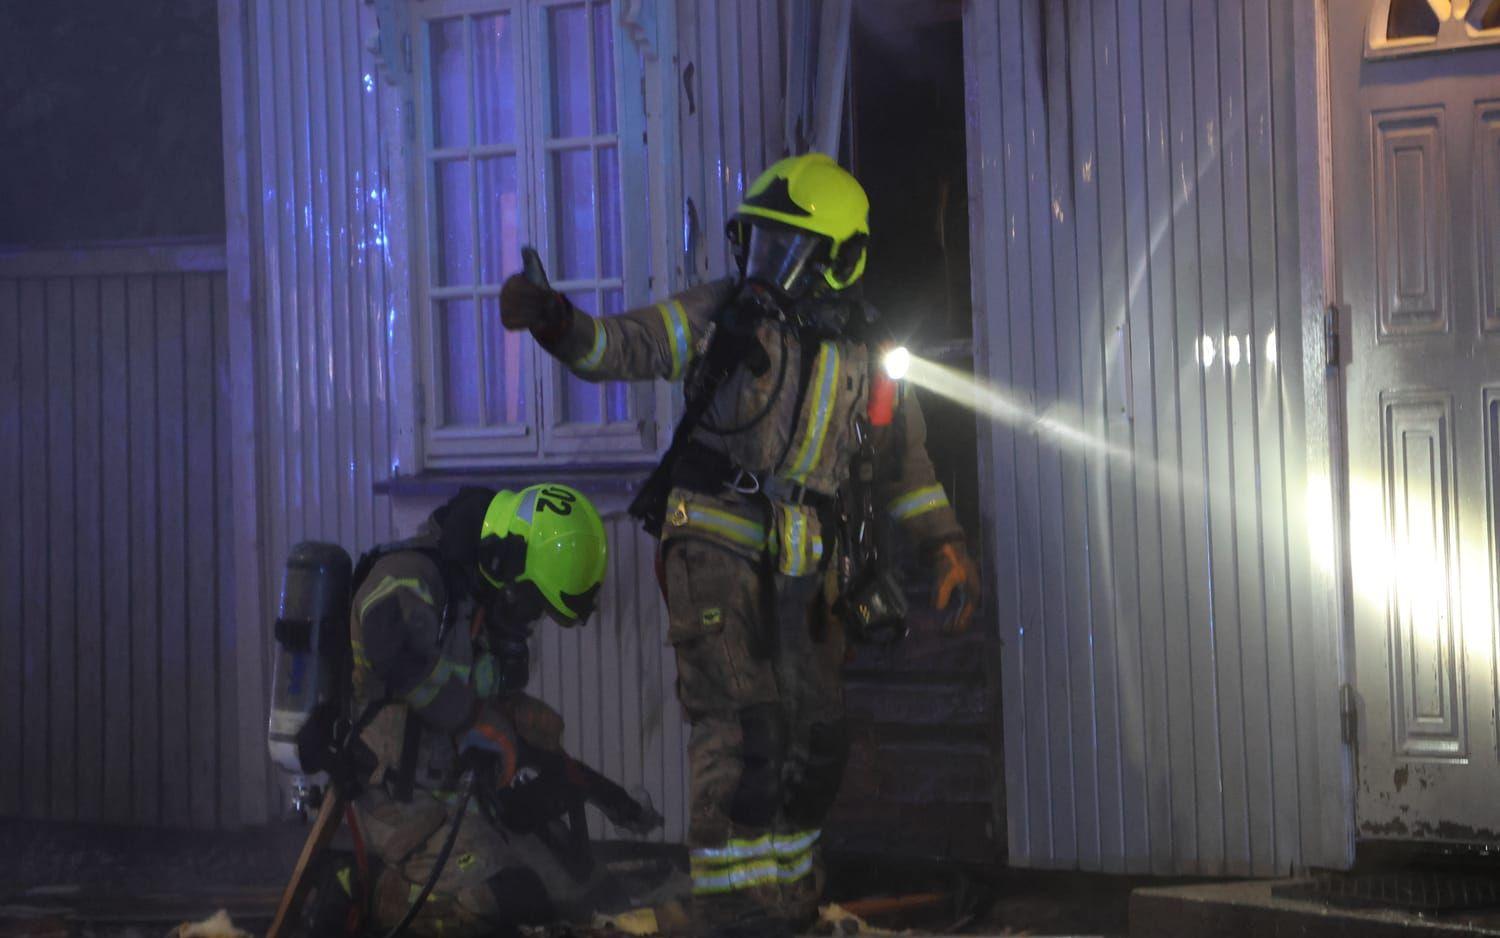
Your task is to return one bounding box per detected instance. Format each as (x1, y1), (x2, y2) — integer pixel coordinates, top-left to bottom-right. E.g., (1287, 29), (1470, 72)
(831, 0), (1001, 866)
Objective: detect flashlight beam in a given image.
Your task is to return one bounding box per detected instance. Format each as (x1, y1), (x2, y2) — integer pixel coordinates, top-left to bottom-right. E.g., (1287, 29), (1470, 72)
(903, 355), (1192, 495)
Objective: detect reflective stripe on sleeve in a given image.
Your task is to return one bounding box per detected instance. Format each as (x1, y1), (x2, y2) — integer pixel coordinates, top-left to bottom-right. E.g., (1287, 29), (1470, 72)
(658, 299), (691, 380)
(887, 484), (950, 522)
(574, 318), (608, 371)
(404, 656), (471, 710)
(358, 576), (436, 619)
(785, 343), (841, 483)
(350, 639), (372, 673)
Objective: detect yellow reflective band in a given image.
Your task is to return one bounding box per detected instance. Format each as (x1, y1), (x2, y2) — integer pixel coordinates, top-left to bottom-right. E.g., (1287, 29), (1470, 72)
(405, 656), (469, 709)
(690, 835), (774, 865)
(684, 505), (767, 551)
(350, 639), (372, 674)
(777, 505), (815, 576)
(786, 343), (841, 483)
(359, 576), (435, 619)
(575, 318), (607, 371)
(691, 857), (780, 895)
(658, 300), (691, 380)
(773, 829), (821, 858)
(887, 484), (950, 522)
(777, 850), (814, 883)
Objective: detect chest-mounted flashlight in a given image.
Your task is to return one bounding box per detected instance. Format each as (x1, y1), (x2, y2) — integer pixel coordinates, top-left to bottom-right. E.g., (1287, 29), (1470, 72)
(868, 345), (910, 427)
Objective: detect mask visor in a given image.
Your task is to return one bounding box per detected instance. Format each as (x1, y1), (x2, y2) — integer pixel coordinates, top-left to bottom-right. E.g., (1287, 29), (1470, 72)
(744, 225), (828, 298)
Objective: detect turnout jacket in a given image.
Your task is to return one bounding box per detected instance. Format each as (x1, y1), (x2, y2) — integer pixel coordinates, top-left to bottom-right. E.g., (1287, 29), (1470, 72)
(350, 521), (561, 796)
(543, 278), (963, 570)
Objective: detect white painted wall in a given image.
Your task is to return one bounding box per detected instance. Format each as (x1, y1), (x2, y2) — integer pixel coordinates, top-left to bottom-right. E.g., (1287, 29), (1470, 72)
(0, 242), (239, 830)
(217, 0), (813, 834)
(963, 0), (1349, 874)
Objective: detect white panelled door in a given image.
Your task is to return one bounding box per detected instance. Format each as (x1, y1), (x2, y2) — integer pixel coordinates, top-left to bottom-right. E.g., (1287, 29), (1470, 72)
(1330, 0), (1500, 841)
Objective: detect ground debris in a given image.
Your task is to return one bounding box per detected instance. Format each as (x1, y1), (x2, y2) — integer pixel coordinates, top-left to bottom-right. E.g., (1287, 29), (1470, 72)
(814, 902), (899, 935)
(164, 911), (249, 938)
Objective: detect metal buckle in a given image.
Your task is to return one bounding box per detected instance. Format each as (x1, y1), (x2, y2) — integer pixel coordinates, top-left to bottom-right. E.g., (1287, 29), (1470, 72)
(728, 468), (762, 495)
(765, 476), (808, 506)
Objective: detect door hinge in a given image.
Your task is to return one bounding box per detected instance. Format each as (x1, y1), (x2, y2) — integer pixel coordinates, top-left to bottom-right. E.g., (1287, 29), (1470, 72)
(1324, 304), (1341, 371)
(1339, 683), (1358, 746)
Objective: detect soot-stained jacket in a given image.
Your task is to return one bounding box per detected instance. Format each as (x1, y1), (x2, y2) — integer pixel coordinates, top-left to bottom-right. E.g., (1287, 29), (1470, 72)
(541, 278), (963, 573)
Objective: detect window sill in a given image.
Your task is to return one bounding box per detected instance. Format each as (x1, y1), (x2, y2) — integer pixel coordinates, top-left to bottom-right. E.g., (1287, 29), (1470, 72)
(376, 459), (659, 499)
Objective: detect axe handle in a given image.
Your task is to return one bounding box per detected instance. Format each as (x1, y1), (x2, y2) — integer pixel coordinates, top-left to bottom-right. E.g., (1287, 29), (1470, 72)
(267, 791), (347, 938)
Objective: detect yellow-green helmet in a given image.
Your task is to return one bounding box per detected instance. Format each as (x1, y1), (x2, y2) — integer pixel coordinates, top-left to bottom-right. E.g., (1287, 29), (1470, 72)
(477, 484), (607, 625)
(731, 152), (870, 293)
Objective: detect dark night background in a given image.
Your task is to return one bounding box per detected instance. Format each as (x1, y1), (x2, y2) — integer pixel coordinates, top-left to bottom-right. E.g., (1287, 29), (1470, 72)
(0, 1), (225, 246)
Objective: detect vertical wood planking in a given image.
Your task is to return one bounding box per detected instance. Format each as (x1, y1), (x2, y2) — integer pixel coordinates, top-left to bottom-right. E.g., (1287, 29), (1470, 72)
(1, 247), (233, 827)
(127, 274), (162, 827)
(99, 275), (134, 824)
(967, 0), (1321, 874)
(19, 279), (48, 818)
(1164, 0), (1224, 871)
(72, 276), (104, 824)
(214, 271), (240, 829)
(185, 273), (221, 830)
(1140, 0), (1200, 871)
(990, 0), (1041, 864)
(46, 278), (76, 821)
(1116, 0), (1176, 873)
(156, 275), (193, 830)
(1044, 0), (1104, 869)
(0, 279), (21, 817)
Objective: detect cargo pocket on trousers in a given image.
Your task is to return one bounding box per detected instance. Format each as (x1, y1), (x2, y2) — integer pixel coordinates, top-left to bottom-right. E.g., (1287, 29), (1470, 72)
(664, 540), (736, 645)
(663, 541), (764, 714)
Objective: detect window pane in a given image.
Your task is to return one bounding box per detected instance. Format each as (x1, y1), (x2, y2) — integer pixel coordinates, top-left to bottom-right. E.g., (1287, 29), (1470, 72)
(597, 146), (622, 279)
(602, 289), (629, 423)
(433, 158), (473, 285)
(440, 298), (481, 426)
(481, 296), (529, 425)
(472, 14), (516, 145)
(561, 290), (602, 424)
(429, 18), (468, 148)
(591, 2), (616, 134)
(552, 148), (596, 280)
(1468, 0), (1500, 30)
(548, 4), (590, 138)
(1387, 0), (1439, 39)
(477, 156), (519, 285)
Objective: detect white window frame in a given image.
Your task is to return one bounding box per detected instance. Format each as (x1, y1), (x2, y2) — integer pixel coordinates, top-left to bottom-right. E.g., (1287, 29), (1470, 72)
(411, 0), (656, 469)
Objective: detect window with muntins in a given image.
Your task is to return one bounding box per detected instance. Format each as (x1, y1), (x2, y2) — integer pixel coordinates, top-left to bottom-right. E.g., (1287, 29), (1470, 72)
(414, 0), (652, 467)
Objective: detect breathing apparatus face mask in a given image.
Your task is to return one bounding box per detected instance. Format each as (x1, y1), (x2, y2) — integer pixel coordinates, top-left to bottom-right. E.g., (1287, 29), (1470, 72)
(739, 223), (831, 301)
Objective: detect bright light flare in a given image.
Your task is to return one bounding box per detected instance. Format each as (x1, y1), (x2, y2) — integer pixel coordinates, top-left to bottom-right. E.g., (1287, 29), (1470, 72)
(900, 352), (1190, 494)
(882, 345), (911, 380)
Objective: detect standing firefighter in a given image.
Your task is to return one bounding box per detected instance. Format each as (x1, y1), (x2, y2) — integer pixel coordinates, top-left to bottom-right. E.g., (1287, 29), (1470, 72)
(501, 153), (981, 935)
(347, 484), (649, 936)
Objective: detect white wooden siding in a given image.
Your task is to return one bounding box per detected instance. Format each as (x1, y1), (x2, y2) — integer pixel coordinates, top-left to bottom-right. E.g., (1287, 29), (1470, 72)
(0, 242), (237, 830)
(220, 0), (835, 833)
(964, 0), (1346, 874)
(224, 0), (407, 822)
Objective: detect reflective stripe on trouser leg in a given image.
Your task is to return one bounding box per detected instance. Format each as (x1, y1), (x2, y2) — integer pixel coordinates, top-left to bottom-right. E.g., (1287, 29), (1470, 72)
(772, 829), (820, 883)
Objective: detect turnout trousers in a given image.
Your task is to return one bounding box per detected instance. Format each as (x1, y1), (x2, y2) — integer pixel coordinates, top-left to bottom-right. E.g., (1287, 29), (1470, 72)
(663, 537), (849, 932)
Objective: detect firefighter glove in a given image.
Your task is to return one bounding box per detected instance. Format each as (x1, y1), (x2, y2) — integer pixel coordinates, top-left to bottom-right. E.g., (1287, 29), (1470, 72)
(500, 273), (572, 343)
(459, 700), (520, 788)
(931, 541), (980, 634)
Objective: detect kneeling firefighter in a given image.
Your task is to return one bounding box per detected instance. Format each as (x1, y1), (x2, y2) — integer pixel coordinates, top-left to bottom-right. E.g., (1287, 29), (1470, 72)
(500, 153), (982, 936)
(268, 484), (661, 937)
